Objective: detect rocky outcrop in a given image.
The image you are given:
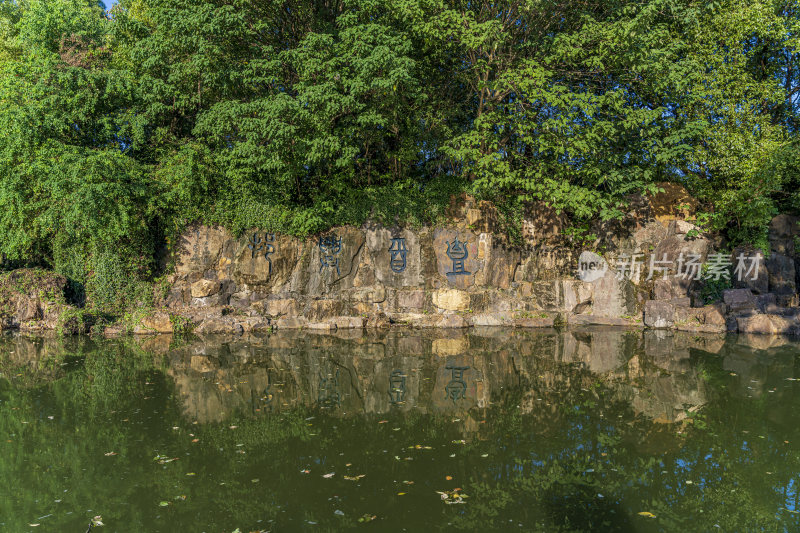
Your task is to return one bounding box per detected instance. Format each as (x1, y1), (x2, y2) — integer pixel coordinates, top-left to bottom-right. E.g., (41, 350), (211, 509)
(0, 269), (80, 332)
(2, 190), (799, 336)
(136, 205), (800, 335)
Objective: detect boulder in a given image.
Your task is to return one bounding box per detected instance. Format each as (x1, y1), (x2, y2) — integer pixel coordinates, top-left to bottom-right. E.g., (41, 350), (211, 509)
(648, 182), (700, 225)
(766, 253), (796, 296)
(191, 279), (220, 298)
(644, 300), (674, 328)
(731, 246), (769, 294)
(673, 305), (726, 333)
(432, 289), (470, 311)
(134, 311), (174, 334)
(397, 289), (425, 310)
(591, 272), (637, 318)
(722, 288), (756, 313)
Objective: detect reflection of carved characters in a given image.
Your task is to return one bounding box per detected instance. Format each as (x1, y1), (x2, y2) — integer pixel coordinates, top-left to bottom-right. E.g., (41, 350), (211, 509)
(444, 364), (469, 402)
(252, 384), (274, 413)
(248, 232), (277, 275)
(446, 238), (470, 276)
(318, 369), (341, 408)
(389, 237), (407, 273)
(389, 370), (406, 404)
(319, 235), (342, 276)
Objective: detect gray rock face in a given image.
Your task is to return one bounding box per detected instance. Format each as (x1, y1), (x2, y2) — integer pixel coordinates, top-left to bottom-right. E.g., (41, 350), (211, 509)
(591, 272), (637, 318)
(767, 253), (796, 297)
(723, 288), (756, 313)
(644, 300), (674, 328)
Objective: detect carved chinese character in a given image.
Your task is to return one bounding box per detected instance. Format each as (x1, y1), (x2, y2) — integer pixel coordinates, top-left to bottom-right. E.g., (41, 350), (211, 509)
(263, 233), (275, 275)
(248, 232), (263, 258)
(444, 364), (469, 402)
(389, 370), (406, 404)
(389, 237), (407, 273)
(248, 232), (277, 276)
(446, 238), (470, 276)
(319, 234), (342, 275)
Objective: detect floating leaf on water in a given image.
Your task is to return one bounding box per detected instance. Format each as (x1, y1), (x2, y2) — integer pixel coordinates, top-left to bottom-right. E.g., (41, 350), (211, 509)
(638, 512), (656, 518)
(251, 479), (260, 483)
(104, 452), (117, 456)
(159, 501), (169, 507)
(186, 472), (196, 476)
(334, 510), (345, 516)
(343, 474), (365, 481)
(323, 472), (335, 478)
(445, 476), (453, 481)
(378, 420), (388, 424)
(358, 514), (377, 522)
(301, 469), (310, 474)
(397, 492), (406, 496)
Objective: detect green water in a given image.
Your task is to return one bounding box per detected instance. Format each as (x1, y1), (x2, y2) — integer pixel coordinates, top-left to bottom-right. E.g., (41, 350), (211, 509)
(1, 328), (800, 532)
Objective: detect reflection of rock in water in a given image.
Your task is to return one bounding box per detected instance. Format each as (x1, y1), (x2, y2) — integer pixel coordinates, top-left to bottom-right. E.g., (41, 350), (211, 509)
(81, 327), (792, 427)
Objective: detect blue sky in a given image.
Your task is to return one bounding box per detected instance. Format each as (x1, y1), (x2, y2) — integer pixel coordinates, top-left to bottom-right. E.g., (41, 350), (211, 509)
(105, 0), (118, 8)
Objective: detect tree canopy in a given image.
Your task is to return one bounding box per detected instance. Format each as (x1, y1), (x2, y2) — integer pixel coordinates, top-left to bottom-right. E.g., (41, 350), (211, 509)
(1, 0), (800, 305)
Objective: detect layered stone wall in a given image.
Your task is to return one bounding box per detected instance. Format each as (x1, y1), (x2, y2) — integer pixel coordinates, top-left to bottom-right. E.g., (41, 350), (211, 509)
(159, 198), (800, 335)
(2, 188), (799, 335)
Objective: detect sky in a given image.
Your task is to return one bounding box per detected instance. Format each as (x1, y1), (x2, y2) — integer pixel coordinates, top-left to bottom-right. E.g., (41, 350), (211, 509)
(105, 0), (118, 8)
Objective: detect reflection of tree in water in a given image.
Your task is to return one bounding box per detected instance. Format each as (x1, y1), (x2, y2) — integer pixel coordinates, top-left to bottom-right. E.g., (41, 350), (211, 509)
(2, 331), (800, 531)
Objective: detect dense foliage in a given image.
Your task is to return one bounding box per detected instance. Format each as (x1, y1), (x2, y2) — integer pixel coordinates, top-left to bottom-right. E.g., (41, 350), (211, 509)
(1, 0), (800, 307)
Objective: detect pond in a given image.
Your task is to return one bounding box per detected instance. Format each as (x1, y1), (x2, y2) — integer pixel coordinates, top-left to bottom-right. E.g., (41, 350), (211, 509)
(1, 327), (799, 532)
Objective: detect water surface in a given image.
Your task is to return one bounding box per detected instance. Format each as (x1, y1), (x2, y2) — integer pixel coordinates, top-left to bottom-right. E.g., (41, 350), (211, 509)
(1, 328), (799, 532)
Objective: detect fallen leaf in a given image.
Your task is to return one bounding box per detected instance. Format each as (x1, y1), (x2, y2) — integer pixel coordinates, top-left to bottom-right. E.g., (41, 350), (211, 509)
(323, 472), (335, 479)
(638, 512), (656, 518)
(445, 476), (453, 481)
(104, 452), (117, 456)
